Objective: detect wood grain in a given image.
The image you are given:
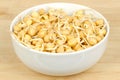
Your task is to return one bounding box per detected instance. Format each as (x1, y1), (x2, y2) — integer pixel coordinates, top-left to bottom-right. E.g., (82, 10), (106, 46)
(0, 0), (120, 80)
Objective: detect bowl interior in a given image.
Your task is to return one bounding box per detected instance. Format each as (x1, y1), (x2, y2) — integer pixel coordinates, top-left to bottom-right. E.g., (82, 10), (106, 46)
(10, 3), (110, 55)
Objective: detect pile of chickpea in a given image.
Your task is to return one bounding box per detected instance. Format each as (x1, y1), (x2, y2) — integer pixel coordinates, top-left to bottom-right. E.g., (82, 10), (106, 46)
(13, 8), (106, 53)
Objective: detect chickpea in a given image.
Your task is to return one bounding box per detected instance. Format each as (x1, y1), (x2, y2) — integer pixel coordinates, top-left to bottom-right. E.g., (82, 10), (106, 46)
(32, 39), (43, 46)
(61, 29), (70, 35)
(42, 14), (48, 20)
(79, 31), (85, 38)
(75, 10), (84, 16)
(95, 28), (100, 35)
(26, 19), (33, 26)
(31, 40), (37, 45)
(56, 39), (64, 45)
(73, 17), (81, 26)
(96, 35), (102, 42)
(23, 16), (33, 25)
(37, 24), (46, 30)
(14, 22), (25, 32)
(95, 19), (104, 26)
(56, 45), (64, 53)
(45, 43), (55, 49)
(44, 35), (50, 43)
(50, 33), (56, 41)
(38, 9), (45, 15)
(84, 45), (91, 48)
(28, 27), (37, 36)
(51, 50), (56, 53)
(67, 38), (78, 47)
(31, 11), (39, 18)
(49, 15), (57, 21)
(14, 25), (21, 32)
(99, 28), (106, 36)
(67, 16), (73, 23)
(23, 16), (29, 22)
(18, 30), (26, 38)
(37, 30), (47, 38)
(84, 20), (92, 28)
(36, 25), (41, 30)
(36, 39), (44, 46)
(87, 37), (97, 45)
(65, 46), (73, 52)
(24, 34), (31, 41)
(85, 28), (93, 35)
(67, 35), (74, 40)
(73, 44), (83, 51)
(40, 19), (44, 23)
(34, 47), (40, 51)
(69, 24), (74, 31)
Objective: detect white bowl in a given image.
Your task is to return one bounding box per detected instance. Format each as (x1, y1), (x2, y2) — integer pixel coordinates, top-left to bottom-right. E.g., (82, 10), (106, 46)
(10, 3), (110, 76)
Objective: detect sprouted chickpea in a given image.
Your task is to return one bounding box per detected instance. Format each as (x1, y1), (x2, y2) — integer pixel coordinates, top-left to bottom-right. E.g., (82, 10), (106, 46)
(13, 8), (107, 53)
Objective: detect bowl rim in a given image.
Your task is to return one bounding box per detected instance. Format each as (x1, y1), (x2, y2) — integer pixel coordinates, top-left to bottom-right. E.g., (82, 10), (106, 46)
(10, 2), (110, 56)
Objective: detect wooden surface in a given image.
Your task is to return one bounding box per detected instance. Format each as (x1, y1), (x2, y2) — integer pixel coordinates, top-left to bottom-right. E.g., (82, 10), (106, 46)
(0, 0), (120, 80)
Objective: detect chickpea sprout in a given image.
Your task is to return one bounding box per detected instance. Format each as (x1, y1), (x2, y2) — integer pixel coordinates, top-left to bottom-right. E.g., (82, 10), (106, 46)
(13, 8), (107, 53)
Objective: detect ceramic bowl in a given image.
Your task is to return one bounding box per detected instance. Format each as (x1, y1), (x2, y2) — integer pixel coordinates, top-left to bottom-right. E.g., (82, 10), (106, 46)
(10, 3), (109, 76)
